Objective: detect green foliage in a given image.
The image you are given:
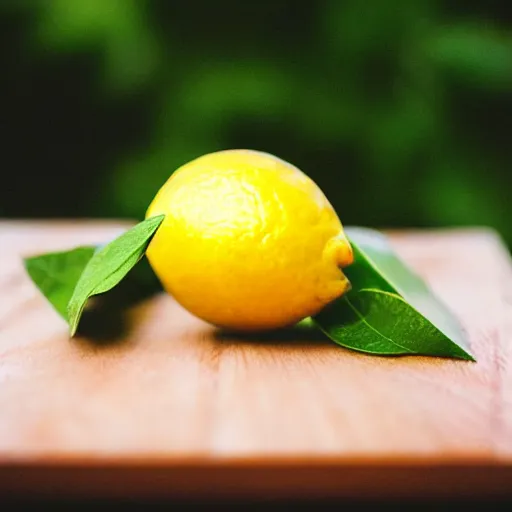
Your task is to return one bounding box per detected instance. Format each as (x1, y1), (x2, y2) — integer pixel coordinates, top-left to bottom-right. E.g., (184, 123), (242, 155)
(425, 24), (512, 89)
(2, 0), (511, 245)
(35, 0), (160, 93)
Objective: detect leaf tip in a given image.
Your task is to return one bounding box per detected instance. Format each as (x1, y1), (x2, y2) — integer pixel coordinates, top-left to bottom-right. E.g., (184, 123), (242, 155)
(22, 255), (36, 274)
(450, 346), (476, 362)
(462, 352), (477, 362)
(67, 306), (82, 337)
(66, 303), (80, 337)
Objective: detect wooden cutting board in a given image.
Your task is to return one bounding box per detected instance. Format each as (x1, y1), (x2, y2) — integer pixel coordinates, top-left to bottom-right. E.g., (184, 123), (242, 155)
(0, 220), (511, 500)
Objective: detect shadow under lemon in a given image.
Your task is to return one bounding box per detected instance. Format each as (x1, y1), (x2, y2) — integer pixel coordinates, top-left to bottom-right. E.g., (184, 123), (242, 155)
(213, 317), (331, 347)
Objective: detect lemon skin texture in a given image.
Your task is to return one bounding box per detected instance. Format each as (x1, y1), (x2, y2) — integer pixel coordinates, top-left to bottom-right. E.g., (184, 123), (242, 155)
(145, 149), (353, 331)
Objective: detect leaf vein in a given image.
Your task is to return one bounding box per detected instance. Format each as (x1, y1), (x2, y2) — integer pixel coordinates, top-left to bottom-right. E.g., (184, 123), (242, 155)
(344, 296), (415, 354)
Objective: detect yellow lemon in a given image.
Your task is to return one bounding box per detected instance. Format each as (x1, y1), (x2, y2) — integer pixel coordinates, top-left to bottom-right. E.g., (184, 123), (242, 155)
(145, 149), (353, 330)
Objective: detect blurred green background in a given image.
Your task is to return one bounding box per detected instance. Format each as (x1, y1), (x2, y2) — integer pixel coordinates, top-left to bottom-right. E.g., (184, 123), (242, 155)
(1, 1), (511, 244)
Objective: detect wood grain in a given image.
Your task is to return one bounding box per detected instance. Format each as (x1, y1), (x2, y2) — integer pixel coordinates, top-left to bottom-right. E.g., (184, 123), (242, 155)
(0, 220), (511, 499)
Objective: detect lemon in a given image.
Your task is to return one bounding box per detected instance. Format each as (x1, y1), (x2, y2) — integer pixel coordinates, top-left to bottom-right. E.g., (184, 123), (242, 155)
(145, 149), (353, 330)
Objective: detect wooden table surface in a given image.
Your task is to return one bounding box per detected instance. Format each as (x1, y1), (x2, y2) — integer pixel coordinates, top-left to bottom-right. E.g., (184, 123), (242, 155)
(0, 220), (511, 500)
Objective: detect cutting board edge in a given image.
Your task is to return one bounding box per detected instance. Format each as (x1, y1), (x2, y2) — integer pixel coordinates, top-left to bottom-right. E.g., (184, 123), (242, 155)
(1, 459), (512, 500)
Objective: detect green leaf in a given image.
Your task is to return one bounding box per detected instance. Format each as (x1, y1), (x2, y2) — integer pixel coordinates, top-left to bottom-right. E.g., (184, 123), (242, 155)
(67, 214), (164, 336)
(314, 227), (475, 360)
(24, 246), (96, 320)
(24, 243), (163, 341)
